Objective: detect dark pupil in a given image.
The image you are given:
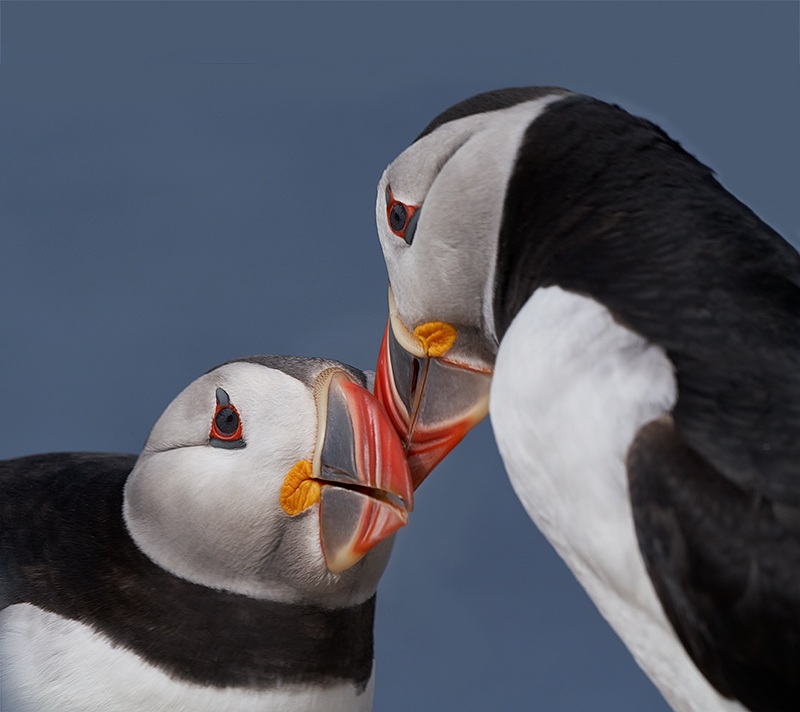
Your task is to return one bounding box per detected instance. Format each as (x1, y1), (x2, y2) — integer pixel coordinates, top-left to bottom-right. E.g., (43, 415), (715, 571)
(215, 407), (239, 436)
(389, 203), (407, 232)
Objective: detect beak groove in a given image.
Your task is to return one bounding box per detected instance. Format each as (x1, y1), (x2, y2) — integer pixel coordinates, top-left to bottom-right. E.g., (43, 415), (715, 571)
(374, 293), (492, 488)
(312, 369), (413, 573)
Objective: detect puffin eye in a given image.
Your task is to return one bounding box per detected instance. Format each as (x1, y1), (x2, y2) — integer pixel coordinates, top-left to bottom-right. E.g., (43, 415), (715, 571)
(389, 203), (407, 233)
(209, 387), (245, 449)
(214, 408), (239, 435)
(385, 185), (420, 246)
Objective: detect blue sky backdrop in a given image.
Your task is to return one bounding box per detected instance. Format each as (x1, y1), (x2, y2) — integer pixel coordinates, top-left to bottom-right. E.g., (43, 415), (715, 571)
(1, 2), (798, 710)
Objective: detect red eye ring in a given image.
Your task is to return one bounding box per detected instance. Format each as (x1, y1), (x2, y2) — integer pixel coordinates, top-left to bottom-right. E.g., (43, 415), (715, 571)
(385, 186), (420, 242)
(210, 403), (243, 442)
(209, 388), (245, 450)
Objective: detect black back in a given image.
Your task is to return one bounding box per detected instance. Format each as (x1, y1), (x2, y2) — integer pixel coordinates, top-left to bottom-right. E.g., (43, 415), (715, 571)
(489, 93), (800, 708)
(494, 94), (800, 502)
(0, 453), (374, 690)
(414, 86), (571, 142)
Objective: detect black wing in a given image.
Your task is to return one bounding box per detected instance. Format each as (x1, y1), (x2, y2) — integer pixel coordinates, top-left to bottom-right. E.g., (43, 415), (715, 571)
(628, 418), (800, 711)
(0, 452), (136, 608)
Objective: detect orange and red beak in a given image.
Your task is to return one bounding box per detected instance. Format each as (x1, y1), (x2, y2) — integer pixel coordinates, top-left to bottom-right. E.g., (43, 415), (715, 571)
(374, 291), (493, 488)
(281, 369), (414, 573)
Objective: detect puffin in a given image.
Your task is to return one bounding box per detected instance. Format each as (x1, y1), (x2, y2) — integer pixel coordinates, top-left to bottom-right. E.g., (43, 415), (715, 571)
(0, 355), (413, 712)
(371, 87), (800, 712)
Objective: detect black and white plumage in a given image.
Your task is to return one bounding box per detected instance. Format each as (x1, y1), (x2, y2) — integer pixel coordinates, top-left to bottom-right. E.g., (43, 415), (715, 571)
(1, 355), (413, 712)
(372, 87), (800, 712)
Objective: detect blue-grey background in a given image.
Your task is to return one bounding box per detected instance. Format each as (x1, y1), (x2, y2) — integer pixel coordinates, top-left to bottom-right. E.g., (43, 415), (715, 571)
(1, 2), (798, 710)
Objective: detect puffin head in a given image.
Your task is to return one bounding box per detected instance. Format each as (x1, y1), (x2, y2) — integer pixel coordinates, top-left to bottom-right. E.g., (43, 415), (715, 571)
(374, 87), (573, 487)
(124, 355), (413, 608)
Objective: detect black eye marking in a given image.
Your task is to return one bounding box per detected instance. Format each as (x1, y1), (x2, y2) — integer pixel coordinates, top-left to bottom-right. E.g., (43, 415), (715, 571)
(385, 185), (421, 246)
(404, 206), (420, 245)
(209, 387), (245, 449)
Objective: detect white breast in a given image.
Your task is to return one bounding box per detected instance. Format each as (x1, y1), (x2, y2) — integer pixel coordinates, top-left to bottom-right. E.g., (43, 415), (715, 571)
(489, 286), (745, 712)
(0, 603), (374, 712)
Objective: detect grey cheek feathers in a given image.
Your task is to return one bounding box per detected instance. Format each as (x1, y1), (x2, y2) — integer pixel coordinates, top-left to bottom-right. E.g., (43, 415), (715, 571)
(382, 94), (568, 341)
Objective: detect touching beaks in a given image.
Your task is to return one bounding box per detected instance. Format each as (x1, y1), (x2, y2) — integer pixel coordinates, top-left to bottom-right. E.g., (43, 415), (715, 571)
(374, 289), (492, 489)
(281, 368), (414, 574)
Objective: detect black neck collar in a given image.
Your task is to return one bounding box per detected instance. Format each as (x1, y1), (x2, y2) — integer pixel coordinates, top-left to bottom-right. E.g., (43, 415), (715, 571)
(1, 452), (375, 691)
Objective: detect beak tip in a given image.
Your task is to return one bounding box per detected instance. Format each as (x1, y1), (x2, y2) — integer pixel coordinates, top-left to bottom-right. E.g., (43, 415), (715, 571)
(316, 369), (414, 573)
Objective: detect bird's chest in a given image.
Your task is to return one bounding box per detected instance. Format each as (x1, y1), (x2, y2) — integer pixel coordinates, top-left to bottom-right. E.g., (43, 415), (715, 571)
(489, 287), (677, 610)
(488, 287), (751, 712)
(0, 603), (373, 712)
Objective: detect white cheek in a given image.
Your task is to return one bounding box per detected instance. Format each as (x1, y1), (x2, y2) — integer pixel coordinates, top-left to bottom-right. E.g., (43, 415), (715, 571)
(380, 143), (508, 329)
(377, 97), (565, 330)
(125, 448), (283, 574)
